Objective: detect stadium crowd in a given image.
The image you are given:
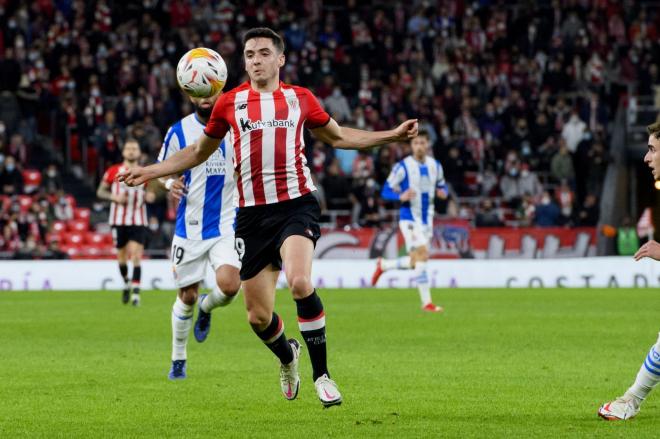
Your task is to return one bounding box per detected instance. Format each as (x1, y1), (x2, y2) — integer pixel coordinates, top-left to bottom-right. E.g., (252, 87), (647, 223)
(0, 0), (659, 257)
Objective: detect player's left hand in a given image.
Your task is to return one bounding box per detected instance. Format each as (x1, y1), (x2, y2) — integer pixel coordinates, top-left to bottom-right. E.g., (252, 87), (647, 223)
(169, 176), (187, 200)
(117, 166), (148, 187)
(393, 119), (418, 141)
(634, 240), (660, 261)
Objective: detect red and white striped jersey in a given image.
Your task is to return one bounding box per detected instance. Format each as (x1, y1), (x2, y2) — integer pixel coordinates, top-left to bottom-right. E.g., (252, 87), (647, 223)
(204, 81), (330, 207)
(102, 163), (148, 226)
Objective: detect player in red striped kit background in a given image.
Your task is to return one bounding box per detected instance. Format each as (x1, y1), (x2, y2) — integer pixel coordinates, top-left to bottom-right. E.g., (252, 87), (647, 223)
(119, 27), (418, 407)
(97, 138), (154, 306)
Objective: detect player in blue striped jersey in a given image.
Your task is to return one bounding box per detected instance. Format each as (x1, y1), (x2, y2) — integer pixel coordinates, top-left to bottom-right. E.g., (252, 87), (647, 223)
(371, 130), (446, 312)
(158, 92), (241, 380)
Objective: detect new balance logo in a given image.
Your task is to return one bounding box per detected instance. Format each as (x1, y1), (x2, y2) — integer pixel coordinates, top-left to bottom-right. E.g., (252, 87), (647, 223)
(235, 103), (247, 110)
(239, 118), (295, 132)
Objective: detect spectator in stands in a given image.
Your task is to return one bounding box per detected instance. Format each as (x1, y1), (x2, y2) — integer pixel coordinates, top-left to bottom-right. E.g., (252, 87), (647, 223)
(550, 140), (576, 184)
(322, 159), (359, 217)
(41, 163), (64, 194)
(561, 111), (587, 153)
(575, 194), (599, 227)
(8, 134), (27, 165)
(475, 199), (503, 227)
(555, 180), (575, 226)
(586, 141), (609, 198)
(0, 156), (23, 195)
(324, 86), (352, 123)
(533, 191), (561, 227)
(518, 163), (544, 199)
(41, 240), (68, 260)
(146, 216), (169, 250)
(53, 192), (74, 221)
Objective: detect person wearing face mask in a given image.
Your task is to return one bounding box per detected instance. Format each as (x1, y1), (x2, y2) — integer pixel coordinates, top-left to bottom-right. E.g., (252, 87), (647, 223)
(0, 155), (24, 195)
(41, 163), (64, 194)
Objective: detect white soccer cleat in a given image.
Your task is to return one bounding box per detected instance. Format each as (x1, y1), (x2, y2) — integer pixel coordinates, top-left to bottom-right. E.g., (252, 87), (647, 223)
(280, 339), (301, 400)
(131, 293), (140, 307)
(598, 394), (640, 420)
(314, 374), (342, 407)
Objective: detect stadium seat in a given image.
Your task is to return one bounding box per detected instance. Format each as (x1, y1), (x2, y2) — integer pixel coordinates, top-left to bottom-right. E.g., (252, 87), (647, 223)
(68, 219), (89, 232)
(64, 232), (85, 246)
(520, 235), (538, 258)
(486, 235), (505, 259)
(22, 169), (42, 194)
(52, 221), (66, 233)
(74, 208), (91, 221)
(60, 245), (81, 259)
(85, 232), (106, 245)
(65, 194), (77, 209)
(539, 235), (560, 259)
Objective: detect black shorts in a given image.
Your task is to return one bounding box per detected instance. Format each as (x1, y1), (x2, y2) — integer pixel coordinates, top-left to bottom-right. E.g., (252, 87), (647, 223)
(235, 193), (321, 280)
(112, 225), (147, 249)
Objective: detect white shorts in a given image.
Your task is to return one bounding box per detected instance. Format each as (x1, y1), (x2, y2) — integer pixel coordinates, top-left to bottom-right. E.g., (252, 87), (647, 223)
(171, 234), (241, 288)
(399, 220), (432, 252)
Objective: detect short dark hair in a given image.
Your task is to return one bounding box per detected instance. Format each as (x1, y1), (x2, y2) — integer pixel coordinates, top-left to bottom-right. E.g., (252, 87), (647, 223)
(416, 129), (430, 140)
(648, 121), (660, 140)
(243, 27), (285, 53)
(122, 138), (141, 150)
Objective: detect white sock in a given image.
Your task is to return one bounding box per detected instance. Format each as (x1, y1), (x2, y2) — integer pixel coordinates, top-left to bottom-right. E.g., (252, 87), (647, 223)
(415, 261), (432, 306)
(171, 297), (193, 361)
(627, 333), (660, 402)
(381, 256), (412, 271)
(200, 285), (235, 313)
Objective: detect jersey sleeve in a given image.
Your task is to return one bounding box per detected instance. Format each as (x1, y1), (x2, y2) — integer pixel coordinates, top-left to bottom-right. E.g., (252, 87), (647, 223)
(102, 165), (116, 185)
(381, 163), (406, 201)
(303, 88), (331, 129)
(204, 93), (230, 139)
(157, 126), (181, 162)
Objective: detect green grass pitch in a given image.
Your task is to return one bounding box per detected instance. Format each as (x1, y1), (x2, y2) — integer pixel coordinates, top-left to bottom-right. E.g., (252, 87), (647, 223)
(1, 287), (659, 438)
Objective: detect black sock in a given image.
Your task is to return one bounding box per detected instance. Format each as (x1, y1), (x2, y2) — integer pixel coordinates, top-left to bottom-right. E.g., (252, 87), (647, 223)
(295, 290), (328, 381)
(119, 263), (129, 287)
(253, 313), (293, 365)
(132, 266), (141, 291)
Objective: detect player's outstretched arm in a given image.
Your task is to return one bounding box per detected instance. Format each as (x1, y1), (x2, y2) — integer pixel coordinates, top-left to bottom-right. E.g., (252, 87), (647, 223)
(118, 135), (217, 186)
(311, 118), (418, 149)
(634, 240), (660, 261)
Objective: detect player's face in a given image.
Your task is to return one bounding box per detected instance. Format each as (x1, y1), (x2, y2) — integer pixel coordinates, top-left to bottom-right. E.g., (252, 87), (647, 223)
(190, 93), (220, 119)
(244, 38), (284, 84)
(122, 141), (141, 163)
(411, 136), (430, 159)
(644, 135), (660, 180)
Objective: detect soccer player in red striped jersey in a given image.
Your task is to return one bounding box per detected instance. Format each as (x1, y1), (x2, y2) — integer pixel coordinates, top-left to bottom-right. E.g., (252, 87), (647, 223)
(97, 138), (154, 306)
(119, 27), (418, 407)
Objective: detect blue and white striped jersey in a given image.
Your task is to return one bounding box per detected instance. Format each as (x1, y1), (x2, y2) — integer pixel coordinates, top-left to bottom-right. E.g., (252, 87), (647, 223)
(158, 113), (235, 240)
(383, 155), (447, 226)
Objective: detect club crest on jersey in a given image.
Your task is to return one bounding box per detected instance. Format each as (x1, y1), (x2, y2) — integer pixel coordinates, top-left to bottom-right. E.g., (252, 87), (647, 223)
(239, 118), (294, 132)
(287, 99), (298, 109)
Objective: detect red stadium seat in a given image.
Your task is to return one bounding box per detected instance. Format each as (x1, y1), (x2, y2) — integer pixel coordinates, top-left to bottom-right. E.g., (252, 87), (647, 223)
(68, 219), (89, 232)
(52, 221), (66, 233)
(64, 232), (85, 246)
(60, 245), (81, 259)
(85, 232), (106, 245)
(22, 169), (42, 194)
(65, 194), (77, 209)
(74, 208), (91, 221)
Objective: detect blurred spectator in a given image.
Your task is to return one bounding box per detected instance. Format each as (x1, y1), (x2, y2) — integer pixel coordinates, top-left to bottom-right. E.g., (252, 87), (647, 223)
(146, 216), (169, 250)
(53, 192), (74, 221)
(555, 180), (575, 225)
(518, 163), (543, 199)
(561, 111), (587, 153)
(324, 87), (352, 123)
(41, 240), (69, 260)
(550, 141), (575, 184)
(474, 199), (503, 227)
(575, 194), (599, 227)
(533, 192), (560, 227)
(41, 164), (64, 194)
(617, 217), (639, 256)
(0, 156), (23, 195)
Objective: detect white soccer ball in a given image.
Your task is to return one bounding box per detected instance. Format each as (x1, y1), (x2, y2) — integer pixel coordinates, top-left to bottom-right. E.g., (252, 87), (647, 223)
(176, 48), (228, 98)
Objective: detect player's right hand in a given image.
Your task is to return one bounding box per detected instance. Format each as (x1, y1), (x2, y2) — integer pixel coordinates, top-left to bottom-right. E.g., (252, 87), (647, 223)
(634, 240), (660, 261)
(117, 167), (148, 187)
(399, 188), (416, 201)
(169, 176), (187, 200)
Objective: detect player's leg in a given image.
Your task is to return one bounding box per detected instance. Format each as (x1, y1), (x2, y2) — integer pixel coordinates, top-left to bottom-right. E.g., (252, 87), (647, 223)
(126, 240), (144, 306)
(169, 282), (199, 380)
(280, 235), (341, 407)
(195, 261), (241, 342)
(413, 244), (442, 312)
(598, 331), (660, 420)
(371, 221), (415, 286)
(113, 226), (131, 304)
(243, 266), (302, 400)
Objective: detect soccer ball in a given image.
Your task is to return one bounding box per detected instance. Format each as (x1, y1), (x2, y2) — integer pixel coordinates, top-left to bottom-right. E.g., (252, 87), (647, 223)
(176, 48), (228, 98)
